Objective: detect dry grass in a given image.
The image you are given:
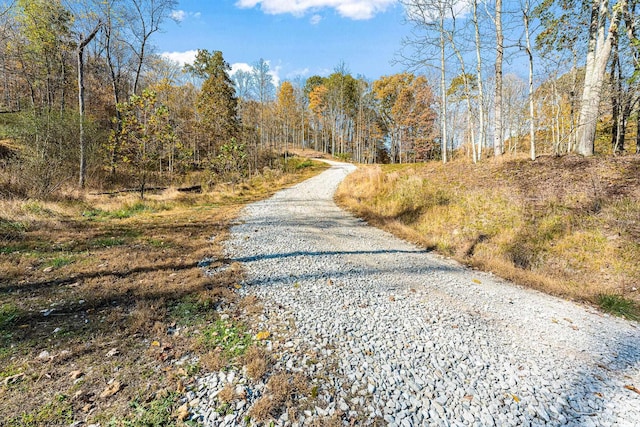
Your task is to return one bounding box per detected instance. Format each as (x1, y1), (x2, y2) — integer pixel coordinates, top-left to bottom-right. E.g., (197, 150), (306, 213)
(217, 383), (235, 403)
(0, 159), (329, 425)
(336, 155), (640, 317)
(248, 371), (310, 423)
(243, 345), (270, 380)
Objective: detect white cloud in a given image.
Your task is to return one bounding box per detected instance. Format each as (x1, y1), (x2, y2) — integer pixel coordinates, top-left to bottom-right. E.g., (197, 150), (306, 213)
(310, 14), (322, 25)
(161, 50), (198, 65)
(287, 68), (310, 78)
(170, 9), (202, 23)
(269, 64), (282, 87)
(235, 0), (396, 20)
(170, 10), (186, 22)
(231, 61), (282, 87)
(231, 62), (254, 74)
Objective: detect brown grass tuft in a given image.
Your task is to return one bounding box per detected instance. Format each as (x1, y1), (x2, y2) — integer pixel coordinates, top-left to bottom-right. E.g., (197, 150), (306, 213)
(239, 294), (263, 315)
(248, 371), (311, 423)
(200, 350), (226, 372)
(217, 383), (235, 403)
(243, 345), (270, 380)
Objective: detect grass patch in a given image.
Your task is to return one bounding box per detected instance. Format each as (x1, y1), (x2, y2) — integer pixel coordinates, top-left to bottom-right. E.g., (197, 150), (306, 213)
(0, 303), (19, 326)
(0, 218), (28, 240)
(44, 255), (76, 269)
(114, 392), (179, 427)
(598, 294), (639, 320)
(10, 394), (74, 427)
(200, 319), (253, 359)
(82, 201), (164, 220)
(0, 157), (327, 425)
(90, 236), (127, 248)
(170, 296), (216, 326)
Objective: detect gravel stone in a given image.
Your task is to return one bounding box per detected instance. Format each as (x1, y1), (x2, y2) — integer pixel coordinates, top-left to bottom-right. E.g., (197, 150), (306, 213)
(186, 161), (640, 426)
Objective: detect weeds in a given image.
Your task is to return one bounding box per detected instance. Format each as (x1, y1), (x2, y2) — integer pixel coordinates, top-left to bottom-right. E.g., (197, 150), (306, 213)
(45, 255), (76, 268)
(113, 392), (179, 427)
(200, 319), (253, 359)
(0, 303), (19, 330)
(82, 201), (166, 220)
(598, 294), (639, 320)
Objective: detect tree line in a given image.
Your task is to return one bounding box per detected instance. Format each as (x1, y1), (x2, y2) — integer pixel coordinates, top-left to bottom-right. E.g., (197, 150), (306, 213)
(0, 0), (637, 198)
(400, 0), (640, 161)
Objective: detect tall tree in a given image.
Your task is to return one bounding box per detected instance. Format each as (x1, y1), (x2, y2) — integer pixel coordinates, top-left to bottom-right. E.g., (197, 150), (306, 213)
(186, 49), (239, 158)
(250, 58), (275, 149)
(575, 0), (626, 155)
(494, 0), (504, 156)
(276, 81), (297, 158)
(522, 0), (536, 160)
(399, 0), (453, 163)
(76, 19), (102, 188)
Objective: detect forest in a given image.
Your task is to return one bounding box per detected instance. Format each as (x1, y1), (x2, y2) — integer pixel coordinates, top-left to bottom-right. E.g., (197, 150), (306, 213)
(1, 0), (638, 200)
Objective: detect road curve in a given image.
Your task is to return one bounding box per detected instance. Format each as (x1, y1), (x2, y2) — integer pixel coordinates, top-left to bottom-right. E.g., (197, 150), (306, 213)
(197, 161), (640, 426)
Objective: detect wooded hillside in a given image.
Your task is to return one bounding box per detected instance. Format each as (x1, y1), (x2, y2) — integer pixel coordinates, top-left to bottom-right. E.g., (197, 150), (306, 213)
(1, 0), (639, 201)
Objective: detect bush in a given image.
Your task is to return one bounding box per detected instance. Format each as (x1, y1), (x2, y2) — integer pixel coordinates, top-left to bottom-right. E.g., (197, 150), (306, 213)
(4, 110), (102, 198)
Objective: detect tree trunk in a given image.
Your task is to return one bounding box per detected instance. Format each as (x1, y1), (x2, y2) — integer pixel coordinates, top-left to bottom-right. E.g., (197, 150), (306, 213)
(473, 0), (485, 161)
(494, 0), (504, 157)
(524, 2), (536, 160)
(576, 0), (626, 156)
(440, 11), (448, 164)
(77, 23), (102, 189)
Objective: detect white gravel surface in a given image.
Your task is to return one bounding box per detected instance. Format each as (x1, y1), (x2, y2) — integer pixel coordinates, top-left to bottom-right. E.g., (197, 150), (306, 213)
(189, 161), (640, 426)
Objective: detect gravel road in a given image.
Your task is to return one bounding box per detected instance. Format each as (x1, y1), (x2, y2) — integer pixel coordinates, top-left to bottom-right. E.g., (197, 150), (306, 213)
(189, 160), (640, 426)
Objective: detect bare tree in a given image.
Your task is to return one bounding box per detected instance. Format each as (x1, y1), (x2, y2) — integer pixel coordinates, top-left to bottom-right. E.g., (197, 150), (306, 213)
(493, 0), (504, 157)
(76, 20), (102, 188)
(399, 0), (455, 163)
(521, 0), (536, 160)
(471, 0), (486, 160)
(127, 0), (176, 95)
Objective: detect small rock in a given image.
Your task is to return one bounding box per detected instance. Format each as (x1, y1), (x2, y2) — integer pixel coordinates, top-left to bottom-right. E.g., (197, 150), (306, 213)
(105, 348), (119, 357)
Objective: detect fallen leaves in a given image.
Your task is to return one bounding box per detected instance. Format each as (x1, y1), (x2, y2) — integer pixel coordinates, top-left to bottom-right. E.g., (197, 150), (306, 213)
(624, 385), (640, 395)
(176, 403), (190, 421)
(99, 380), (122, 399)
(3, 373), (25, 386)
(255, 331), (271, 341)
(69, 370), (84, 380)
(472, 278), (482, 285)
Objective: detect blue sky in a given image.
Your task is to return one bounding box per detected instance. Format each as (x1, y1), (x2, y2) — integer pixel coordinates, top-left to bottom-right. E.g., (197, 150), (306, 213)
(157, 0), (409, 84)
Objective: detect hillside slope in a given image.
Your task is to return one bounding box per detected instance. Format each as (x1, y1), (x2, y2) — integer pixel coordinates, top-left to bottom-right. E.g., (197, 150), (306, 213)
(336, 155), (640, 317)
